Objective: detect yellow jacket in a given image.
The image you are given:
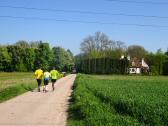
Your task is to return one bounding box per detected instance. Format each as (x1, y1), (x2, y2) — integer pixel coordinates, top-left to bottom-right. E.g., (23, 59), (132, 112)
(35, 69), (43, 79)
(50, 70), (59, 79)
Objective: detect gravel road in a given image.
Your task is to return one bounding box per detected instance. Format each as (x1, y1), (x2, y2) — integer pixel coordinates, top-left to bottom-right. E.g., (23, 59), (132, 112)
(0, 74), (76, 126)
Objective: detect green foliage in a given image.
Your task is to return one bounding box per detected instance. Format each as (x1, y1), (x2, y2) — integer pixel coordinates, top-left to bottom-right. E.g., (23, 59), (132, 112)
(163, 61), (168, 75)
(7, 44), (35, 72)
(77, 58), (129, 74)
(15, 40), (30, 48)
(0, 41), (74, 72)
(68, 74), (168, 126)
(0, 46), (12, 71)
(34, 42), (53, 70)
(146, 52), (167, 75)
(127, 45), (147, 59)
(7, 45), (26, 71)
(24, 48), (35, 71)
(52, 47), (75, 72)
(165, 50), (168, 56)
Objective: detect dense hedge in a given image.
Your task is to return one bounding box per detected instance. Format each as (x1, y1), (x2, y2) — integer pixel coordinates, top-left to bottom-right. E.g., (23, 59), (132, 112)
(163, 61), (168, 75)
(145, 53), (168, 75)
(77, 58), (129, 74)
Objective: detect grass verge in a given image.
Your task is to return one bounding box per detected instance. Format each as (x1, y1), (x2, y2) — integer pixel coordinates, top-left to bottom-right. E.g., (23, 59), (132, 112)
(0, 83), (36, 103)
(0, 72), (36, 103)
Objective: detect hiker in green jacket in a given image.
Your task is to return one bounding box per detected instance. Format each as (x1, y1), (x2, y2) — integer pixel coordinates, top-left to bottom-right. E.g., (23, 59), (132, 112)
(50, 67), (59, 91)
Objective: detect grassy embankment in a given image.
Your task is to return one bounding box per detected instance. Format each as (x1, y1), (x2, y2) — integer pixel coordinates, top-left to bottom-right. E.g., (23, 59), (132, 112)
(68, 74), (168, 126)
(0, 72), (36, 103)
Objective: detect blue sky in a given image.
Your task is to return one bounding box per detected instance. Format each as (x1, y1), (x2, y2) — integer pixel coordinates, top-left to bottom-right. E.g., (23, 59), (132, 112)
(0, 0), (168, 55)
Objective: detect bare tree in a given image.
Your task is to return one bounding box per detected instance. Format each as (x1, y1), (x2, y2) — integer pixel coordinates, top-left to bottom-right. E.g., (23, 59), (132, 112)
(80, 32), (127, 58)
(94, 32), (111, 51)
(80, 36), (95, 54)
(116, 41), (127, 50)
(80, 32), (112, 54)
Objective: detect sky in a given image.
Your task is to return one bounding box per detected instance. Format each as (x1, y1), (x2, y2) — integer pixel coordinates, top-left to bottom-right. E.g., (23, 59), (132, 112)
(0, 0), (168, 55)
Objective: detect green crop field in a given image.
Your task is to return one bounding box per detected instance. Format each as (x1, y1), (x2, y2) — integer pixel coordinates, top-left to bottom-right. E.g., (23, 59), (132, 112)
(0, 72), (36, 102)
(68, 74), (168, 126)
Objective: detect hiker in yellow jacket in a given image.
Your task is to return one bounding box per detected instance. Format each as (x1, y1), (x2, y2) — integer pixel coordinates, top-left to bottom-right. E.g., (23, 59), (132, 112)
(50, 67), (59, 91)
(35, 68), (43, 92)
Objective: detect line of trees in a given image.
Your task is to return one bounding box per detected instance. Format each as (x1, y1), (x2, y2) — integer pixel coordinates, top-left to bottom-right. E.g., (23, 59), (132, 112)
(77, 58), (129, 74)
(0, 41), (75, 72)
(76, 32), (168, 75)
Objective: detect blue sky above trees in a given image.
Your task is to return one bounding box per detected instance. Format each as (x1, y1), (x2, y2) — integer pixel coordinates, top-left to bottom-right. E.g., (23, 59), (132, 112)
(0, 0), (168, 54)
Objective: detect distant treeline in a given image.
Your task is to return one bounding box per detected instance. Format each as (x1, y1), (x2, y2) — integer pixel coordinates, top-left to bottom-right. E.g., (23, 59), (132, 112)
(76, 32), (168, 75)
(146, 53), (168, 75)
(77, 58), (129, 74)
(0, 41), (75, 72)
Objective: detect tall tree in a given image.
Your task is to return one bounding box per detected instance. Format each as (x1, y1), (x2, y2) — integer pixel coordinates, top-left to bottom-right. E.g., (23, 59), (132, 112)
(7, 45), (28, 71)
(15, 41), (36, 71)
(52, 47), (65, 71)
(80, 32), (127, 59)
(146, 50), (167, 75)
(127, 45), (147, 59)
(165, 48), (168, 56)
(24, 48), (35, 71)
(30, 41), (40, 48)
(65, 49), (75, 71)
(94, 32), (111, 51)
(156, 49), (167, 75)
(80, 35), (95, 54)
(52, 47), (74, 71)
(15, 40), (30, 48)
(34, 42), (53, 70)
(105, 41), (127, 58)
(0, 46), (12, 71)
(80, 32), (113, 54)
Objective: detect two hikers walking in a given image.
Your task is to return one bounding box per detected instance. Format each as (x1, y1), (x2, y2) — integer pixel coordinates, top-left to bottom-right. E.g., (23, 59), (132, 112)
(35, 67), (59, 92)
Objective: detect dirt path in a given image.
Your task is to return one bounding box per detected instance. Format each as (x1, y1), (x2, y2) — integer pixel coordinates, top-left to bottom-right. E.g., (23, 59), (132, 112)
(0, 74), (76, 126)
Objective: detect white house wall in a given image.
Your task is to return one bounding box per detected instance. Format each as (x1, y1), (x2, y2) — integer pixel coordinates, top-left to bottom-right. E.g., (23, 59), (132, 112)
(129, 68), (141, 74)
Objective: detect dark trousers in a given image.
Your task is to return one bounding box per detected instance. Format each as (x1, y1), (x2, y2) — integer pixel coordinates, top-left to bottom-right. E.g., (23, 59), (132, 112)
(51, 79), (57, 91)
(36, 79), (42, 91)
